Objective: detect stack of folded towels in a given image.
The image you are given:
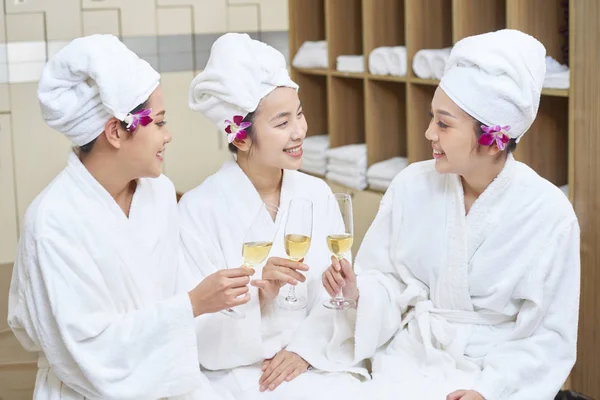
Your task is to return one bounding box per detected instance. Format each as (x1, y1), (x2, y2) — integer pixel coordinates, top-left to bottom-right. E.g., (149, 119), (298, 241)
(292, 41), (328, 69)
(325, 144), (367, 190)
(412, 47), (452, 80)
(300, 134), (329, 176)
(368, 46), (407, 76)
(367, 157), (409, 192)
(544, 56), (569, 89)
(336, 55), (364, 73)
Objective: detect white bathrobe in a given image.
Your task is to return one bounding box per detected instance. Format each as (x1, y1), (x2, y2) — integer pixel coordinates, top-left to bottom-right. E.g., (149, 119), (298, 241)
(178, 161), (365, 399)
(7, 152), (230, 400)
(294, 156), (580, 400)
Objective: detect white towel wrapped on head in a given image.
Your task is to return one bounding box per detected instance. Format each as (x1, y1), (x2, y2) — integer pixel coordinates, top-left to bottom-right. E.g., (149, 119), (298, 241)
(368, 46), (407, 76)
(292, 41), (328, 69)
(189, 33), (298, 138)
(37, 34), (160, 146)
(440, 29), (546, 142)
(367, 157), (408, 181)
(544, 56), (569, 89)
(412, 48), (452, 80)
(336, 55), (364, 73)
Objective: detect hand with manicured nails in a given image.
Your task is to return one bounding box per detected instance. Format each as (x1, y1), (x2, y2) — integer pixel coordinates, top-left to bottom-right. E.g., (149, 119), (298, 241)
(250, 257), (309, 302)
(322, 256), (359, 303)
(188, 268), (255, 316)
(259, 350), (310, 392)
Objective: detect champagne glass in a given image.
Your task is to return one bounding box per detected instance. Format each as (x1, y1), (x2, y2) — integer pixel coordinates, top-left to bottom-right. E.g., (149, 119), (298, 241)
(324, 193), (356, 310)
(277, 198), (313, 311)
(222, 203), (278, 318)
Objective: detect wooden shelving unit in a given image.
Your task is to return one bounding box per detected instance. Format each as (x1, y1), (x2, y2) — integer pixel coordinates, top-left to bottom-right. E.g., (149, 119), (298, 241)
(289, 0), (571, 186)
(289, 0), (600, 397)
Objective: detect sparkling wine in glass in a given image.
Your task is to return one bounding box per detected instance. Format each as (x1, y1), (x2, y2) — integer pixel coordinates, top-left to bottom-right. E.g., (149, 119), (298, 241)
(277, 198), (313, 311)
(324, 193), (356, 310)
(222, 203), (278, 318)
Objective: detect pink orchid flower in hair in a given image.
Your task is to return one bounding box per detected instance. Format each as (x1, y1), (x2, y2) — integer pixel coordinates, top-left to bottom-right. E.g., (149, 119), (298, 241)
(479, 125), (511, 151)
(123, 108), (153, 133)
(225, 115), (252, 143)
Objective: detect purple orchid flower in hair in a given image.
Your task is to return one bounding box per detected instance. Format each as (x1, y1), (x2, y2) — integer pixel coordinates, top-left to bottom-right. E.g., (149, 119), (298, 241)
(224, 115), (252, 143)
(124, 108), (153, 133)
(479, 124), (511, 151)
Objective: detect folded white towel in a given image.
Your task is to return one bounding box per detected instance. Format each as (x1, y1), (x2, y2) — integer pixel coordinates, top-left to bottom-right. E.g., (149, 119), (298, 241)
(302, 157), (327, 169)
(413, 48), (452, 80)
(326, 171), (367, 191)
(368, 46), (407, 76)
(300, 164), (327, 176)
(336, 55), (364, 73)
(326, 143), (367, 165)
(328, 163), (366, 179)
(559, 184), (569, 197)
(302, 153), (327, 164)
(302, 134), (329, 155)
(544, 56), (569, 89)
(366, 157), (408, 181)
(367, 177), (392, 192)
(292, 41), (328, 69)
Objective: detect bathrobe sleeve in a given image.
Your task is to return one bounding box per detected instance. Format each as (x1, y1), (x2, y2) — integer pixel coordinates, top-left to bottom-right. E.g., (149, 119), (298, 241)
(470, 219), (580, 400)
(178, 194), (265, 369)
(7, 232), (203, 400)
(326, 185), (410, 365)
(287, 184), (411, 372)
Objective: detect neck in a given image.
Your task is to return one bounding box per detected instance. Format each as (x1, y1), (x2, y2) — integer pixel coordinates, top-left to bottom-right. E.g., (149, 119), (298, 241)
(79, 150), (136, 214)
(461, 156), (507, 198)
(236, 153), (283, 198)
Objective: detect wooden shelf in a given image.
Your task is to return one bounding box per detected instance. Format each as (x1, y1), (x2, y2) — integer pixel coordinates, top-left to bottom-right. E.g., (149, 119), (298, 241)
(410, 77), (440, 86)
(542, 88), (570, 97)
(295, 72), (329, 137)
(328, 76), (365, 148)
(289, 0), (326, 61)
(326, 0), (363, 69)
(366, 80), (407, 165)
(329, 70), (365, 79)
(514, 96), (569, 186)
(368, 74), (407, 82)
(452, 0), (506, 43)
(293, 67), (329, 76)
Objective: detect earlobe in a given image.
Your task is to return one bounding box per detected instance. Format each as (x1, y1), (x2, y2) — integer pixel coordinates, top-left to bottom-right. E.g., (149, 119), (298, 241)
(232, 137), (251, 152)
(104, 118), (123, 149)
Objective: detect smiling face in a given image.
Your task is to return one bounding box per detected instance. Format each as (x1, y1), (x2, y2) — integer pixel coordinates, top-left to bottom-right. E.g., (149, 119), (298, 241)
(233, 87), (307, 170)
(118, 86), (171, 178)
(425, 87), (502, 176)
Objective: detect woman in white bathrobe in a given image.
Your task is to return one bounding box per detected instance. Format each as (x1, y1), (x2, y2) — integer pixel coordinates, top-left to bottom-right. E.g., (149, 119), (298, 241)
(316, 30), (580, 400)
(7, 34), (251, 400)
(179, 33), (365, 399)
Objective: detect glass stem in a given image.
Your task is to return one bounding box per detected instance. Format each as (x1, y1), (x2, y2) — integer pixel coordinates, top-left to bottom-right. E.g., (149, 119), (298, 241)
(286, 285), (298, 303)
(334, 254), (345, 302)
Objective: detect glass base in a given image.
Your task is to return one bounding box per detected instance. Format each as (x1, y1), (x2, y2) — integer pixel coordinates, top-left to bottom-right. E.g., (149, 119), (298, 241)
(277, 294), (307, 311)
(323, 297), (356, 310)
(220, 308), (245, 319)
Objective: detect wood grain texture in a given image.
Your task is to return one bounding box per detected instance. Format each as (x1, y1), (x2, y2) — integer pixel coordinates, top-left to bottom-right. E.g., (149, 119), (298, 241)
(452, 0), (506, 43)
(326, 0), (363, 69)
(327, 76), (365, 148)
(569, 0), (600, 397)
(365, 79), (407, 166)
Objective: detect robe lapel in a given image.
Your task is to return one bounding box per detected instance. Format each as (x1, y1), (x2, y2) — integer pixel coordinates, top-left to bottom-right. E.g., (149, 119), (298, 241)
(465, 155), (517, 262)
(435, 174), (473, 311)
